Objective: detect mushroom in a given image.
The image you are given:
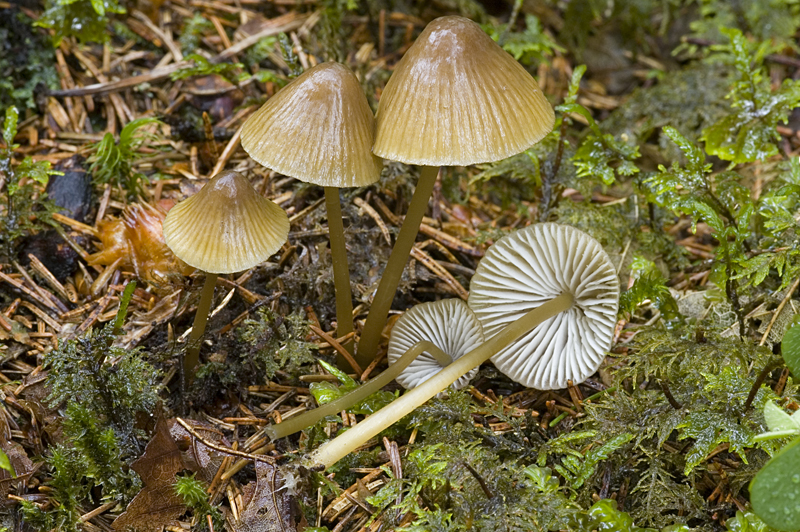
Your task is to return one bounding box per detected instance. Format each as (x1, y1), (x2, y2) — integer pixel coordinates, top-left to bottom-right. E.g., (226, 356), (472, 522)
(162, 170), (290, 377)
(357, 15), (555, 363)
(387, 299), (483, 390)
(468, 223), (620, 389)
(241, 62), (382, 362)
(307, 223), (618, 469)
(264, 299), (482, 440)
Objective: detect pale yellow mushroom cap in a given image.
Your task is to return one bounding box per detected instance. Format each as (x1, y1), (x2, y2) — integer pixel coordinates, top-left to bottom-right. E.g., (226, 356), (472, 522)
(162, 170), (290, 274)
(241, 62), (383, 188)
(373, 16), (555, 166)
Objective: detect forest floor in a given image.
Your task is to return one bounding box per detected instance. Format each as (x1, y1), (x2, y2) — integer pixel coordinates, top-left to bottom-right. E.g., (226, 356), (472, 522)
(2, 0), (800, 531)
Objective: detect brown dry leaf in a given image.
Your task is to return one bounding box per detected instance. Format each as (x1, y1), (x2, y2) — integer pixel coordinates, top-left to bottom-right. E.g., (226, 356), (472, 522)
(0, 430), (35, 505)
(226, 462), (299, 532)
(113, 416), (188, 531)
(169, 417), (230, 482)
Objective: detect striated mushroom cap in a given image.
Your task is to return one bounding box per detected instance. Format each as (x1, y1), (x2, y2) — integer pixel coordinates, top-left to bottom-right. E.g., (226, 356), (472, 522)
(468, 223), (619, 390)
(373, 15), (555, 167)
(162, 170), (290, 274)
(241, 61), (383, 188)
(387, 299), (484, 390)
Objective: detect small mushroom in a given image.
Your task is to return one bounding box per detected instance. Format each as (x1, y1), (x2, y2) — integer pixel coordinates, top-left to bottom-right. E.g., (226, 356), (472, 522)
(468, 223), (620, 389)
(308, 223), (618, 469)
(387, 299), (483, 390)
(358, 15), (555, 363)
(264, 298), (481, 440)
(162, 170), (290, 377)
(241, 62), (382, 363)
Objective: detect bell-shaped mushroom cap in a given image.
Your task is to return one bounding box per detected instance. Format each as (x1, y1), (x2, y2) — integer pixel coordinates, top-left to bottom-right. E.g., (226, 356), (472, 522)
(162, 170), (290, 274)
(387, 299), (484, 390)
(373, 16), (555, 167)
(241, 62), (383, 188)
(468, 223), (619, 390)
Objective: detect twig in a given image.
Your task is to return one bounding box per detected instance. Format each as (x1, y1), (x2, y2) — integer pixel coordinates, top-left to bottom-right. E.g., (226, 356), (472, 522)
(176, 418), (276, 463)
(744, 360), (781, 412)
(760, 277), (800, 346)
(659, 380), (682, 410)
(309, 324), (363, 376)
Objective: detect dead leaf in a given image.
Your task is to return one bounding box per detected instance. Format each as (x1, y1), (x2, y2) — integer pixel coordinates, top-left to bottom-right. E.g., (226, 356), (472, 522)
(169, 418), (229, 482)
(113, 416), (188, 531)
(226, 462), (299, 532)
(0, 432), (35, 505)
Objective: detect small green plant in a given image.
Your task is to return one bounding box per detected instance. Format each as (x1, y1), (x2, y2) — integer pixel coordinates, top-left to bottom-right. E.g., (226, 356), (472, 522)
(37, 0), (125, 44)
(750, 317), (800, 530)
(485, 14), (563, 66)
(88, 117), (161, 197)
(619, 256), (679, 320)
(178, 14), (214, 55)
(175, 474), (224, 531)
(44, 282), (162, 454)
(237, 307), (319, 381)
(170, 54), (248, 84)
(701, 28), (800, 165)
(0, 10), (60, 109)
(0, 106), (59, 260)
(25, 283), (160, 531)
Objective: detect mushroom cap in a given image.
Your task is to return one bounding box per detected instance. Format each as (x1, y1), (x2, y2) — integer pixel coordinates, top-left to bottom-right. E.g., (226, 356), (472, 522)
(387, 299), (484, 390)
(241, 62), (383, 188)
(162, 170), (290, 274)
(468, 223), (619, 390)
(373, 15), (555, 167)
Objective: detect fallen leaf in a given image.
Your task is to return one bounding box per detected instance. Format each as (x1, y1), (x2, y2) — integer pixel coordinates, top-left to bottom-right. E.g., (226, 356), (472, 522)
(169, 418), (230, 482)
(227, 462), (299, 532)
(113, 416), (188, 531)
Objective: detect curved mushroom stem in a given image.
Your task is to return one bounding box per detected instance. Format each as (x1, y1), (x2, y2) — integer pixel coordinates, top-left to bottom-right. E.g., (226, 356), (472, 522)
(357, 165), (440, 365)
(265, 341), (451, 440)
(324, 186), (355, 360)
(308, 292), (574, 469)
(184, 272), (218, 379)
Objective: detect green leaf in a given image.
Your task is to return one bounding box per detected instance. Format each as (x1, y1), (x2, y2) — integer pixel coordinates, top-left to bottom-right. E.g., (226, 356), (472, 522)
(3, 106), (18, 147)
(0, 448), (14, 476)
(782, 315), (800, 377)
(751, 436), (800, 531)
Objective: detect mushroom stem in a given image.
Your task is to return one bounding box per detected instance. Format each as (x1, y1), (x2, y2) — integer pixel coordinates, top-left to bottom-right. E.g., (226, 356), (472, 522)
(357, 165), (439, 363)
(324, 186), (355, 359)
(265, 341), (451, 440)
(184, 272), (218, 378)
(309, 292), (574, 469)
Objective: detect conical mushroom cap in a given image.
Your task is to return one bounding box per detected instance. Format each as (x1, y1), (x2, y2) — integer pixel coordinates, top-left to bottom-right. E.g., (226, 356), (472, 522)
(373, 16), (555, 167)
(162, 170), (290, 274)
(241, 62), (383, 188)
(468, 223), (619, 390)
(387, 299), (484, 390)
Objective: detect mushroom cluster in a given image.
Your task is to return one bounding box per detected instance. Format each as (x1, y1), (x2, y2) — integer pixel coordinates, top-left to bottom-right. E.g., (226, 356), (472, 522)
(307, 223), (619, 469)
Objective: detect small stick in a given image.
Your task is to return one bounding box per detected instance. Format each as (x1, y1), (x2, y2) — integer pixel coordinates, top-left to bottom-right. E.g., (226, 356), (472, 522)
(176, 418), (276, 463)
(659, 380), (682, 410)
(310, 324), (362, 375)
(760, 277), (800, 346)
(745, 361), (781, 411)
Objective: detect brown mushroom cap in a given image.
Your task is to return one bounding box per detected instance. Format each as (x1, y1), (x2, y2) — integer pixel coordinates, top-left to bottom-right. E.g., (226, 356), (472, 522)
(162, 170), (290, 274)
(373, 16), (555, 167)
(241, 62), (383, 188)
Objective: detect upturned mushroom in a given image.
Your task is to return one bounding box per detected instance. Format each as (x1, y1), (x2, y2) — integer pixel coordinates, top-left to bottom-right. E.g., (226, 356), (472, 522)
(264, 298), (482, 440)
(162, 170), (290, 377)
(241, 61), (382, 362)
(358, 15), (555, 363)
(307, 223), (618, 469)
